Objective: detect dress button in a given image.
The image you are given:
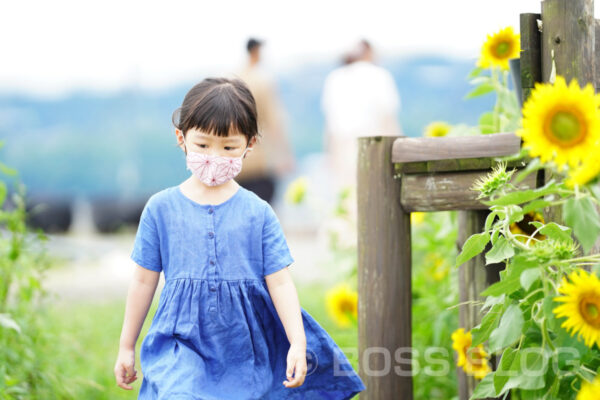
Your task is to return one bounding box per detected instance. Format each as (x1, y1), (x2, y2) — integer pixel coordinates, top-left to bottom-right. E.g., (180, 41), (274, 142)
(209, 306), (216, 312)
(208, 232), (214, 238)
(210, 260), (215, 265)
(208, 207), (214, 214)
(209, 286), (216, 292)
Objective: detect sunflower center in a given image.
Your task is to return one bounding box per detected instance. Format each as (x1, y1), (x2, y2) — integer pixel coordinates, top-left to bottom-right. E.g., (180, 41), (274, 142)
(579, 295), (600, 328)
(466, 347), (485, 367)
(339, 300), (354, 314)
(547, 111), (585, 145)
(495, 42), (511, 57)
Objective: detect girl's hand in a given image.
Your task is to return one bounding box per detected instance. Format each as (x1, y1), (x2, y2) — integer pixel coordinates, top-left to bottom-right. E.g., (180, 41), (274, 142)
(283, 343), (307, 388)
(114, 347), (138, 390)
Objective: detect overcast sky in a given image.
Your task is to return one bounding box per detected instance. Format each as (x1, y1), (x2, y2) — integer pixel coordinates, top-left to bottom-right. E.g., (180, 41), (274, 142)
(2, 0), (593, 98)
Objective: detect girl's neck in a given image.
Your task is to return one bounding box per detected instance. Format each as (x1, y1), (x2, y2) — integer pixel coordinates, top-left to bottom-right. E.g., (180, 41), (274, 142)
(181, 178), (240, 204)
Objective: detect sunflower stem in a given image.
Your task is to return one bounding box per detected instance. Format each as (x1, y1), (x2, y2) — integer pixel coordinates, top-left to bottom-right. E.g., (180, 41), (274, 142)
(580, 365), (598, 379)
(561, 255), (600, 263)
(541, 318), (556, 351)
(503, 222), (531, 251)
(520, 288), (544, 305)
(525, 225), (546, 247)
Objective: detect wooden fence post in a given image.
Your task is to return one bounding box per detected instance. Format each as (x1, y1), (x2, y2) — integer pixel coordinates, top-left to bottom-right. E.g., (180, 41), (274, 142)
(357, 135), (412, 400)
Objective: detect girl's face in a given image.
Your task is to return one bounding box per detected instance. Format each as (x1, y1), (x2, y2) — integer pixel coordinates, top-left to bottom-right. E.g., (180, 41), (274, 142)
(176, 127), (255, 158)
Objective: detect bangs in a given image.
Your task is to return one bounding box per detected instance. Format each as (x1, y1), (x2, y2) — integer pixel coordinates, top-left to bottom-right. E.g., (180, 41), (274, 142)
(175, 80), (258, 140)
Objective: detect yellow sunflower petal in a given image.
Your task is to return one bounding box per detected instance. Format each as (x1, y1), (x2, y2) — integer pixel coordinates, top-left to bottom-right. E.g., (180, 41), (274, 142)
(325, 283), (358, 328)
(576, 376), (600, 400)
(478, 26), (521, 70)
(424, 121), (452, 137)
(517, 75), (600, 170)
(451, 328), (491, 379)
(553, 269), (600, 349)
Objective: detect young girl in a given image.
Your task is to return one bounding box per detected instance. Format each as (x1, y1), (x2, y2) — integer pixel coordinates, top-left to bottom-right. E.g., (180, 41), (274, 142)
(114, 77), (366, 399)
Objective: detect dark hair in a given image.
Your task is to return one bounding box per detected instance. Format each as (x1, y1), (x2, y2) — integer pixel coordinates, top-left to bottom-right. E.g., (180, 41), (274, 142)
(172, 77), (259, 146)
(246, 38), (263, 53)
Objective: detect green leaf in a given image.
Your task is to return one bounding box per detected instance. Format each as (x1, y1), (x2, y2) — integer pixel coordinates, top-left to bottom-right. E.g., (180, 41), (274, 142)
(483, 181), (558, 206)
(468, 67), (484, 79)
(514, 158), (543, 184)
(479, 111), (495, 134)
(520, 268), (540, 291)
(485, 235), (515, 264)
(456, 233), (490, 267)
(481, 256), (537, 297)
(495, 147), (529, 162)
(472, 303), (503, 346)
(465, 83), (495, 99)
(536, 222), (573, 243)
(482, 294), (505, 311)
(493, 347), (519, 395)
(522, 199), (552, 214)
(488, 304), (524, 352)
(0, 161), (18, 176)
(0, 313), (21, 333)
(564, 197), (600, 254)
(469, 74), (491, 84)
(485, 210), (502, 232)
(591, 183), (600, 203)
(470, 372), (497, 399)
(508, 207), (525, 225)
(506, 348), (549, 390)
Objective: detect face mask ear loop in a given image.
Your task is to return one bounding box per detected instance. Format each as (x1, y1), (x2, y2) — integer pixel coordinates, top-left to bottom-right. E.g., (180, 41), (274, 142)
(242, 143), (250, 158)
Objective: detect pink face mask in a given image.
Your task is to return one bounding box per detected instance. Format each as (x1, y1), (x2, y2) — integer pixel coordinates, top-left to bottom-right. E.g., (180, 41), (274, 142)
(185, 145), (250, 186)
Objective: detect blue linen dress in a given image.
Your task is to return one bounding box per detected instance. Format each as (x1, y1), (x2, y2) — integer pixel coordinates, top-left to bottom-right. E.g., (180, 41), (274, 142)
(130, 184), (366, 400)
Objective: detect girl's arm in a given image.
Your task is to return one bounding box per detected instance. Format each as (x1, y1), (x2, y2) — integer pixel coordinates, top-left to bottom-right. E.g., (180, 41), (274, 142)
(266, 267), (307, 388)
(114, 263), (160, 390)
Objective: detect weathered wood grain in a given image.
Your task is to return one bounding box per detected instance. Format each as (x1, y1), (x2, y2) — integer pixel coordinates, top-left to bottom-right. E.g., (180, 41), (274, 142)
(541, 0), (595, 86)
(357, 136), (412, 399)
(520, 13), (542, 103)
(391, 133), (521, 164)
(400, 169), (540, 212)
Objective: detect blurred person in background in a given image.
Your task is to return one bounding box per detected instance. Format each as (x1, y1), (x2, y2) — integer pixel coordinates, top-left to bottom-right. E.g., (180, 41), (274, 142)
(321, 39), (402, 192)
(233, 38), (296, 204)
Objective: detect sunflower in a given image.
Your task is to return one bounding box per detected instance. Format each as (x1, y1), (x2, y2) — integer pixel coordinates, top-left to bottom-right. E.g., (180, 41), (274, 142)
(554, 269), (600, 348)
(477, 26), (520, 70)
(509, 211), (546, 243)
(430, 255), (450, 282)
(577, 375), (600, 400)
(325, 283), (358, 328)
(516, 75), (600, 170)
(566, 150), (600, 188)
(411, 212), (426, 225)
(451, 328), (492, 379)
(284, 176), (308, 205)
(424, 121), (452, 137)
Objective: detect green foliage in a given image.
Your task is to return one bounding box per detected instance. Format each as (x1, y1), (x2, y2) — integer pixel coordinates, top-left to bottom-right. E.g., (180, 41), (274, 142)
(411, 211), (459, 399)
(464, 66), (522, 135)
(465, 159), (600, 399)
(0, 144), (74, 398)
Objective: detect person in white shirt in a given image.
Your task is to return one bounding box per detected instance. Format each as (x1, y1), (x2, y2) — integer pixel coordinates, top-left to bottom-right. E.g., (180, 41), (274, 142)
(321, 39), (402, 191)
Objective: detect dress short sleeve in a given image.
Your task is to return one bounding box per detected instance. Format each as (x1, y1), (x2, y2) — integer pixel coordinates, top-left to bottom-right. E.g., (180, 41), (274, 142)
(130, 200), (162, 273)
(262, 203), (294, 277)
